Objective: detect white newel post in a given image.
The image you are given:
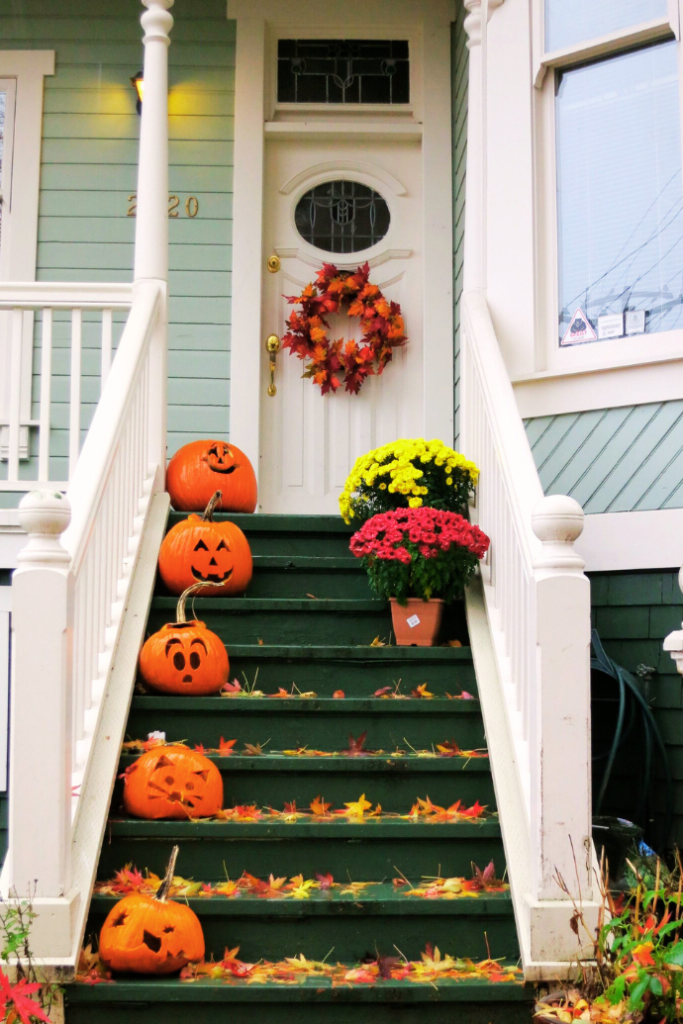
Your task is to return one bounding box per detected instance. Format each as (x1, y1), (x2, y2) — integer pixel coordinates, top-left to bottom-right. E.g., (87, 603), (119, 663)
(531, 496), (593, 904)
(8, 492), (73, 900)
(134, 0), (173, 477)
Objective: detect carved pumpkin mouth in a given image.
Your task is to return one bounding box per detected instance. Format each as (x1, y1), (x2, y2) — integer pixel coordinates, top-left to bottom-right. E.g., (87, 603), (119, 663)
(207, 462), (239, 475)
(191, 567), (233, 584)
(182, 674), (193, 683)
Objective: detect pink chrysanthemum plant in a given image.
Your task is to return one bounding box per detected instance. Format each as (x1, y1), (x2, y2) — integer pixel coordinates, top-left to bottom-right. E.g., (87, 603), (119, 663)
(350, 508), (490, 606)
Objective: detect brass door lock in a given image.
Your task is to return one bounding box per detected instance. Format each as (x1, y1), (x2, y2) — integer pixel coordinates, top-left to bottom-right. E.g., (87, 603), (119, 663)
(267, 254), (281, 273)
(266, 334), (280, 396)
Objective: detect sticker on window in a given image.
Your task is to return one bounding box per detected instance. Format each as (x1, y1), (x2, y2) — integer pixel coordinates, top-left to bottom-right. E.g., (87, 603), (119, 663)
(561, 307), (597, 346)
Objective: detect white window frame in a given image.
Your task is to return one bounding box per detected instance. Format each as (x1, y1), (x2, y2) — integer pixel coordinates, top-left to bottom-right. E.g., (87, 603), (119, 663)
(0, 51), (54, 456)
(529, 1), (683, 386)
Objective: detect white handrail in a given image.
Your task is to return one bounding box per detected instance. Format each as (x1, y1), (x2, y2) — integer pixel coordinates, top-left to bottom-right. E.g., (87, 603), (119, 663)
(461, 290), (597, 972)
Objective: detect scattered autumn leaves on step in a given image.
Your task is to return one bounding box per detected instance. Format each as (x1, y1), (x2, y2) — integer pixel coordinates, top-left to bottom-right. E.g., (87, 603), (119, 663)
(215, 677), (476, 701)
(121, 736), (488, 760)
(94, 860), (509, 903)
(77, 942), (521, 988)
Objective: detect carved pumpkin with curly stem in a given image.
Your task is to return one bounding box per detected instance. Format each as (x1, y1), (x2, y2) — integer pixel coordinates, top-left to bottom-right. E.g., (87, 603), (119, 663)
(123, 745), (223, 820)
(99, 846), (205, 974)
(139, 583), (229, 696)
(166, 439), (257, 513)
(158, 491), (253, 596)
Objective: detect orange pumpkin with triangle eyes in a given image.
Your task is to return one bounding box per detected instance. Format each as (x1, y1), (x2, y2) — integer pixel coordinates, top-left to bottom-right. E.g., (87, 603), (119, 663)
(166, 439), (257, 513)
(139, 584), (229, 696)
(158, 492), (253, 597)
(123, 745), (223, 820)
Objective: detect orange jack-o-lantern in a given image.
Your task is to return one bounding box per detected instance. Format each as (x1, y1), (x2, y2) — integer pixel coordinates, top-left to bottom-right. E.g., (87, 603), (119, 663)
(139, 583), (229, 696)
(158, 491), (253, 597)
(99, 846), (205, 975)
(166, 440), (257, 513)
(123, 745), (223, 820)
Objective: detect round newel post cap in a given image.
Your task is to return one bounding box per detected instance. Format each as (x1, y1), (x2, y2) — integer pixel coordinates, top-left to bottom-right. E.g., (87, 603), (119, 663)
(16, 490), (71, 567)
(531, 495), (585, 570)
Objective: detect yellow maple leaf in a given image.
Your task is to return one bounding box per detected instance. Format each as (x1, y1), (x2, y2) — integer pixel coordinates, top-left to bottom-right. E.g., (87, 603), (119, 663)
(343, 793), (372, 819)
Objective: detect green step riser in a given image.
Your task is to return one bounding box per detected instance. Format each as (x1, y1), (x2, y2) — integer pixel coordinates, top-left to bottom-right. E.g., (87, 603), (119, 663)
(84, 909), (518, 963)
(98, 836), (505, 882)
(114, 767), (495, 813)
(125, 710), (487, 749)
(148, 608), (393, 646)
(212, 659), (476, 694)
(65, 998), (532, 1023)
(238, 570), (372, 599)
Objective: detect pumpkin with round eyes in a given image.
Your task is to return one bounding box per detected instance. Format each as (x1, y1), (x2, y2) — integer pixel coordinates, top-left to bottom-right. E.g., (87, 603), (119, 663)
(166, 439), (257, 513)
(139, 584), (229, 696)
(123, 745), (223, 820)
(99, 846), (205, 975)
(158, 491), (253, 597)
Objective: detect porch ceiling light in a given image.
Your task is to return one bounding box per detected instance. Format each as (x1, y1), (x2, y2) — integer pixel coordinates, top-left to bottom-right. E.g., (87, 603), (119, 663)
(131, 71), (144, 114)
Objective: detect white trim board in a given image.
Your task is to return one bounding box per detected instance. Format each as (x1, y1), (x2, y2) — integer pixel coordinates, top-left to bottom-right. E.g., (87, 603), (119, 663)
(576, 509), (683, 572)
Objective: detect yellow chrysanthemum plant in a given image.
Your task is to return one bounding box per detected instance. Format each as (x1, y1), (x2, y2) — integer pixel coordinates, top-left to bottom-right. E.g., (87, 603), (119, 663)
(339, 439), (480, 525)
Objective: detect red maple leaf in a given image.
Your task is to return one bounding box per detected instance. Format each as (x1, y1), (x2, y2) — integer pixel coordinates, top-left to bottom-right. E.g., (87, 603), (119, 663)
(218, 737), (237, 755)
(343, 732), (368, 757)
(0, 969), (52, 1023)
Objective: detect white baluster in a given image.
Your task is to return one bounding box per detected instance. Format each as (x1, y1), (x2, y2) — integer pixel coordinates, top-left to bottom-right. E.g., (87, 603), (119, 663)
(8, 491), (73, 898)
(69, 308), (83, 479)
(7, 308), (23, 483)
(38, 308), (53, 482)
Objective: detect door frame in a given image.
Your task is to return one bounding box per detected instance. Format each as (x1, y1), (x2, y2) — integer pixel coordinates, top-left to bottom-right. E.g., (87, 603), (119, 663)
(227, 0), (456, 485)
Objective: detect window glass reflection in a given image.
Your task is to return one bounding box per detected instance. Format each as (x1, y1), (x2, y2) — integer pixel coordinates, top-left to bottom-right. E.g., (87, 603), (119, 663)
(556, 43), (683, 345)
(546, 0), (667, 52)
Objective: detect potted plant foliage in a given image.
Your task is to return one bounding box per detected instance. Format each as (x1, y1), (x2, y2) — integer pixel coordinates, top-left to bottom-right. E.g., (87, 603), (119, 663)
(350, 507), (490, 646)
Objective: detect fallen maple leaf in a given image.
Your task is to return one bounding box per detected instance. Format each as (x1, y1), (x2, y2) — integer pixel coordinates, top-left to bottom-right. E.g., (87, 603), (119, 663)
(316, 872), (334, 889)
(243, 741), (268, 756)
(193, 743), (208, 754)
(218, 737), (237, 755)
(411, 683), (434, 699)
(343, 731), (368, 757)
(342, 793), (372, 819)
(369, 636), (386, 647)
(221, 678), (242, 694)
(310, 795), (332, 816)
(0, 969), (52, 1023)
(374, 686), (393, 697)
(333, 689), (345, 699)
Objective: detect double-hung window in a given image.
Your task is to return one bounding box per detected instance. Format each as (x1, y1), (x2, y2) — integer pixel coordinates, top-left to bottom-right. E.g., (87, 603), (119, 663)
(536, 1), (683, 364)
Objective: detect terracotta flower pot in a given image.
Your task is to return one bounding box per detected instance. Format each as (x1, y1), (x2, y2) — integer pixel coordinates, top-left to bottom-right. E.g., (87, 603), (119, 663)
(390, 597), (444, 647)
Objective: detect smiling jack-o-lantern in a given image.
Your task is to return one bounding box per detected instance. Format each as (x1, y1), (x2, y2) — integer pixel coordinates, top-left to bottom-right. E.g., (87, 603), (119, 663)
(139, 583), (229, 696)
(166, 439), (257, 513)
(158, 491), (253, 597)
(99, 845), (205, 974)
(123, 744), (223, 820)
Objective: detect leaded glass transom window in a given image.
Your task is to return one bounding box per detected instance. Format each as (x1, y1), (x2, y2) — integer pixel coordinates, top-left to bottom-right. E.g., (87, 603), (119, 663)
(295, 181), (390, 254)
(277, 40), (409, 104)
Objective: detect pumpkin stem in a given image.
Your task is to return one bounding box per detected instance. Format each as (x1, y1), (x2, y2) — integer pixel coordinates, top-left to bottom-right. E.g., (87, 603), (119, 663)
(201, 491), (223, 522)
(176, 580), (229, 623)
(156, 845), (180, 903)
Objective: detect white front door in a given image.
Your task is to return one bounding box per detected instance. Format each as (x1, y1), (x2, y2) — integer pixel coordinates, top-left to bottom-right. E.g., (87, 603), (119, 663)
(227, 2), (456, 515)
(259, 140), (424, 513)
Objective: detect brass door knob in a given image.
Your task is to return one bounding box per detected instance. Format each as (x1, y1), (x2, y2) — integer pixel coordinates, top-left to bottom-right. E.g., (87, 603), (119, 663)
(266, 334), (280, 395)
(267, 254), (281, 273)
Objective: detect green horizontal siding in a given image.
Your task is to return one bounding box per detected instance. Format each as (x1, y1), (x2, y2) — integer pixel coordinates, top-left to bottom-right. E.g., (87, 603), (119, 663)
(525, 403), (683, 512)
(590, 570), (683, 849)
(0, 0), (234, 503)
(452, 2), (468, 448)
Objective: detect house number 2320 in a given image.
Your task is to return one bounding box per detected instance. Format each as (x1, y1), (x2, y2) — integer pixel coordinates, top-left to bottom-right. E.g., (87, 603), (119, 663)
(126, 194), (199, 218)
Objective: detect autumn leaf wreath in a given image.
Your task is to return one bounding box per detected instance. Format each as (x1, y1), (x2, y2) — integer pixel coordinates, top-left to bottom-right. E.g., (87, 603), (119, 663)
(282, 262), (407, 396)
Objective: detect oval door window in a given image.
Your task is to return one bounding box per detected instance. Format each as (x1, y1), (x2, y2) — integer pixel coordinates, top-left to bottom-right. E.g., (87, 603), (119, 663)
(294, 180), (390, 254)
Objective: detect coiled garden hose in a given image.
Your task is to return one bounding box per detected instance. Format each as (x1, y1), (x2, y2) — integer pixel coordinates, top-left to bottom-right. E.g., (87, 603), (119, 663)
(591, 628), (673, 849)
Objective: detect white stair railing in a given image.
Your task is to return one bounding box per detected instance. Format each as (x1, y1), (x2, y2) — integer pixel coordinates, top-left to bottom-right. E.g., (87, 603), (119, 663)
(3, 0), (174, 966)
(461, 291), (598, 976)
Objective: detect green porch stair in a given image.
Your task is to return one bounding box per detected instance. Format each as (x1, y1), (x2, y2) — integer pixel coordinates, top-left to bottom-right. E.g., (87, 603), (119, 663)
(66, 513), (531, 1022)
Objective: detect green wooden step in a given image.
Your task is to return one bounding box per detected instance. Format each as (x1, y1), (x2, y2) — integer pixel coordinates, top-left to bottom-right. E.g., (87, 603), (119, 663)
(116, 753), (494, 811)
(127, 696), (486, 749)
(139, 643), (478, 695)
(100, 819), (505, 881)
(148, 598), (393, 646)
(86, 886), (517, 963)
(244, 556), (372, 599)
(166, 512), (354, 558)
(65, 977), (532, 1024)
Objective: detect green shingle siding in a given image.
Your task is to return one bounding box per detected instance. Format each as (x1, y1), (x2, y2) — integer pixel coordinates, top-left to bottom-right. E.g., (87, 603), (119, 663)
(452, 2), (467, 449)
(589, 570), (683, 847)
(0, 0), (235, 498)
(525, 403), (683, 512)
